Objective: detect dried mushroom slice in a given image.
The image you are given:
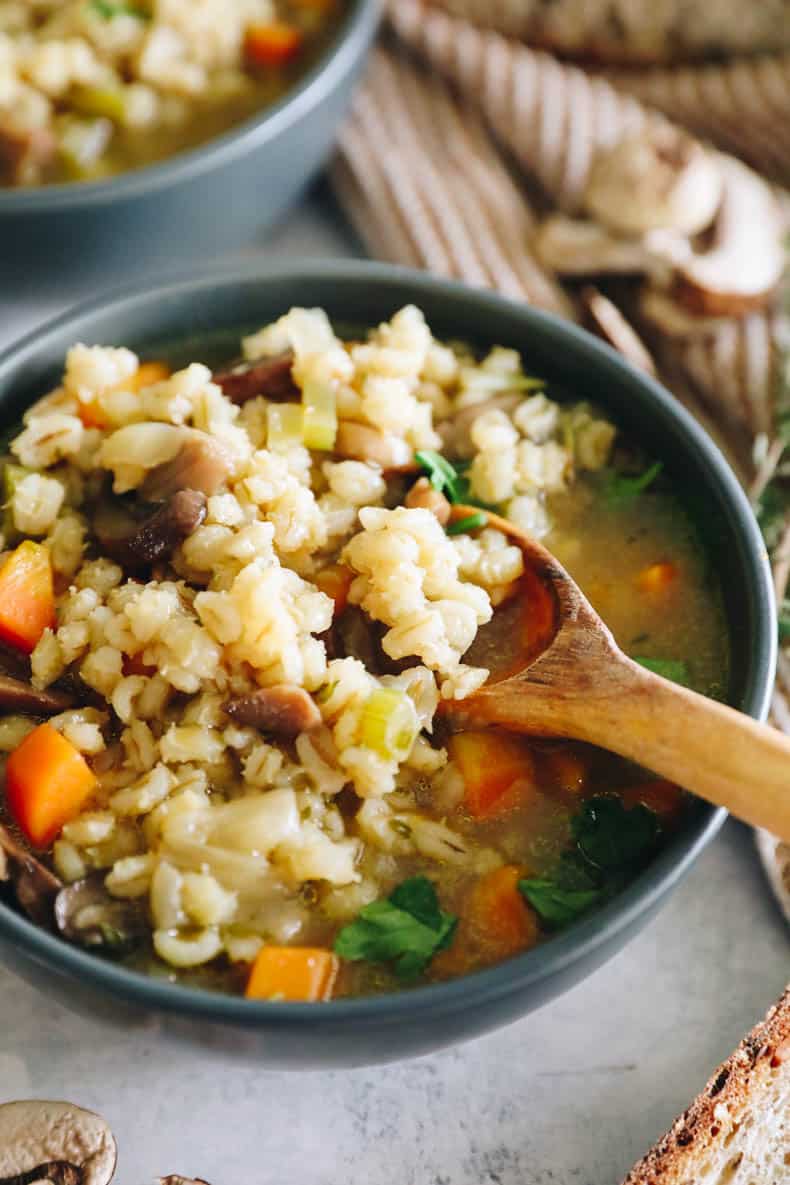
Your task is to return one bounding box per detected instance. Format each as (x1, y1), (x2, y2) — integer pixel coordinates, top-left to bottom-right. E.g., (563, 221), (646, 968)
(55, 874), (147, 955)
(0, 1100), (117, 1185)
(158, 1177), (214, 1185)
(674, 156), (787, 317)
(584, 127), (722, 238)
(533, 216), (686, 281)
(0, 823), (62, 927)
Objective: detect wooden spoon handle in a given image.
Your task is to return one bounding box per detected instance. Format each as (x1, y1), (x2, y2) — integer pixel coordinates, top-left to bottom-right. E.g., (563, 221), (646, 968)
(566, 661), (790, 840)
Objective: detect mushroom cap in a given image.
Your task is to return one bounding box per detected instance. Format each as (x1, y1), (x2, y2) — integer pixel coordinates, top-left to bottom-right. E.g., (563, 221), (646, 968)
(0, 1100), (117, 1185)
(674, 156), (787, 317)
(584, 127), (722, 238)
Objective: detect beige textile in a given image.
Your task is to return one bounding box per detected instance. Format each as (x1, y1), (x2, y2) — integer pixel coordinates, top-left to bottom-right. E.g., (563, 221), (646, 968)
(329, 0), (790, 917)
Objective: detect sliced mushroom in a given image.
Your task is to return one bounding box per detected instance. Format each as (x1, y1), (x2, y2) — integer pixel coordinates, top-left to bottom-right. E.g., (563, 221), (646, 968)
(639, 287), (732, 338)
(223, 685), (321, 738)
(0, 674), (74, 715)
(0, 1100), (116, 1185)
(404, 477), (452, 524)
(158, 1177), (213, 1185)
(94, 490), (207, 569)
(438, 392), (523, 459)
(55, 874), (147, 955)
(533, 216), (687, 281)
(213, 350), (297, 404)
(0, 823), (62, 927)
(580, 287), (657, 376)
(673, 156), (787, 317)
(334, 422), (415, 472)
(584, 127), (723, 237)
(139, 432), (233, 502)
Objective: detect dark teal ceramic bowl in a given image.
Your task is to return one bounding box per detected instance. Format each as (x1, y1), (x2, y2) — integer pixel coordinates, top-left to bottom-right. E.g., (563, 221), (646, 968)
(0, 0), (378, 293)
(0, 262), (775, 1068)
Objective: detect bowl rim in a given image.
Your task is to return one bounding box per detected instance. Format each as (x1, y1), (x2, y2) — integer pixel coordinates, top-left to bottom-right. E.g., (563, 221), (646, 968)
(0, 258), (776, 1028)
(0, 0), (380, 214)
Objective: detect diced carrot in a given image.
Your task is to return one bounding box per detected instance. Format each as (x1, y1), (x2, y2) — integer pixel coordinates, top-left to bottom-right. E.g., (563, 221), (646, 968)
(77, 399), (108, 429)
(127, 361), (170, 391)
(541, 747), (589, 796)
(313, 563), (353, 616)
(244, 22), (304, 68)
(78, 361), (171, 428)
(637, 561), (677, 593)
(621, 779), (684, 820)
(5, 723), (97, 849)
(468, 865), (539, 956)
(0, 541), (55, 653)
(245, 946), (338, 1001)
(448, 730), (536, 819)
(434, 866), (538, 977)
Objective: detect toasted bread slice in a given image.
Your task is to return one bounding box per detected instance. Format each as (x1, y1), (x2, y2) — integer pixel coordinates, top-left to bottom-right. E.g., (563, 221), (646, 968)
(622, 988), (789, 1184)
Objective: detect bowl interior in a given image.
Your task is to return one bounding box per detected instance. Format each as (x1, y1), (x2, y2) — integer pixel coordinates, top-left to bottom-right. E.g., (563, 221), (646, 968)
(0, 0), (378, 211)
(0, 261), (776, 1026)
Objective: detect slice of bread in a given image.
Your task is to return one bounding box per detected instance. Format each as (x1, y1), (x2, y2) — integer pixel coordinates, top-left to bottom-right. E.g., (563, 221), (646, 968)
(622, 987), (789, 1184)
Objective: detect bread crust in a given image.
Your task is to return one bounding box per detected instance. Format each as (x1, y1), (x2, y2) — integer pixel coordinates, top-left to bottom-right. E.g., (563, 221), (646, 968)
(621, 987), (790, 1185)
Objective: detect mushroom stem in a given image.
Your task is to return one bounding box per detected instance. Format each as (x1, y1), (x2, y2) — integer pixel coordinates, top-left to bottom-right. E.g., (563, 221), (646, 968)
(0, 1161), (82, 1185)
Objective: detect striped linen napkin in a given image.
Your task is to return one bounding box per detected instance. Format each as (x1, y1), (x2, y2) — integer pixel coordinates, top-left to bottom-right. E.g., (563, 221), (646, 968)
(329, 0), (790, 921)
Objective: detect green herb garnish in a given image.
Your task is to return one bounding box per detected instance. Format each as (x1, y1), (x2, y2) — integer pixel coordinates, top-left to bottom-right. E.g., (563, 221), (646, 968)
(779, 600), (790, 643)
(334, 875), (457, 981)
(414, 450), (495, 511)
(89, 0), (148, 19)
(519, 796), (661, 930)
(446, 512), (488, 536)
(633, 657), (690, 686)
(603, 461), (663, 506)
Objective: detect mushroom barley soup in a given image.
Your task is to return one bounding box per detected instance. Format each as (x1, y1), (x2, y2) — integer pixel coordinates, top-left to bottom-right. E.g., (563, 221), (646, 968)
(0, 306), (727, 999)
(0, 0), (345, 187)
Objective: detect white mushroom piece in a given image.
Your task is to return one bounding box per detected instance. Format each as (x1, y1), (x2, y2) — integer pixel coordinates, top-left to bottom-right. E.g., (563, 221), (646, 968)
(672, 156), (787, 317)
(0, 1100), (117, 1185)
(535, 125), (786, 326)
(533, 215), (688, 281)
(584, 125), (723, 238)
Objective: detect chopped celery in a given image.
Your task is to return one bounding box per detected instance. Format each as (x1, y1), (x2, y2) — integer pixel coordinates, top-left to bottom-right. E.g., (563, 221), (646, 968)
(57, 115), (113, 178)
(359, 688), (419, 761)
(71, 85), (128, 124)
(266, 402), (303, 450)
(301, 380), (337, 451)
(2, 463), (31, 539)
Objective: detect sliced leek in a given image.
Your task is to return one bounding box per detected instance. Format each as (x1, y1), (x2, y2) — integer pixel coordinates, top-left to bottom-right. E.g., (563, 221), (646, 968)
(301, 379), (337, 451)
(71, 85), (128, 123)
(266, 402), (303, 451)
(360, 689), (419, 762)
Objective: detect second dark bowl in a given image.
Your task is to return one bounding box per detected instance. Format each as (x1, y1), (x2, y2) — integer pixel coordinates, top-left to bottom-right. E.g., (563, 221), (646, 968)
(0, 0), (378, 293)
(0, 261), (776, 1067)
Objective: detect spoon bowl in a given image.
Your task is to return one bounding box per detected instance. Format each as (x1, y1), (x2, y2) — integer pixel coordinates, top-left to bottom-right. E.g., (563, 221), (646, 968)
(452, 508), (790, 842)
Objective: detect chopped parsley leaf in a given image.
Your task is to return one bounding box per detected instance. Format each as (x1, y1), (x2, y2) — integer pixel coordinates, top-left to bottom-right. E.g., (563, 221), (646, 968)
(519, 796), (661, 930)
(603, 461), (663, 506)
(334, 875), (457, 981)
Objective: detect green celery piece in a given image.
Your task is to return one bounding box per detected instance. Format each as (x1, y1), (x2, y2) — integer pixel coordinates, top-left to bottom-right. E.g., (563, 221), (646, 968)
(446, 512), (487, 536)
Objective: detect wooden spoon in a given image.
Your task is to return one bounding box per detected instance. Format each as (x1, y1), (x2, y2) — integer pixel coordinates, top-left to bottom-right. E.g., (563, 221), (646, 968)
(449, 507), (790, 842)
